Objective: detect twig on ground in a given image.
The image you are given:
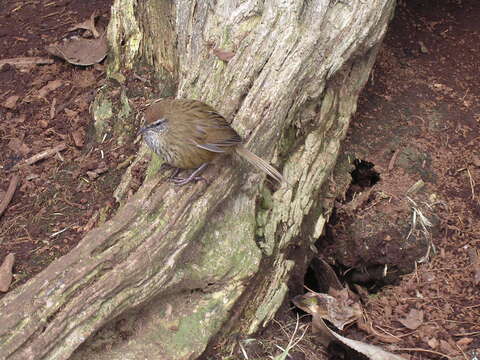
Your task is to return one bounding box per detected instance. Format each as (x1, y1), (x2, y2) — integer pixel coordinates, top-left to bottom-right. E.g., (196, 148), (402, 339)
(21, 143), (67, 166)
(454, 342), (469, 360)
(62, 195), (86, 210)
(0, 57), (54, 67)
(467, 167), (475, 200)
(0, 175), (19, 219)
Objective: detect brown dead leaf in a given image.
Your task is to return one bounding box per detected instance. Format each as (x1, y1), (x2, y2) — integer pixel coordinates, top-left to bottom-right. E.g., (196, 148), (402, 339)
(212, 48), (235, 62)
(38, 119), (49, 129)
(292, 290), (362, 331)
(2, 95), (19, 109)
(72, 128), (86, 148)
(75, 92), (94, 112)
(306, 314), (406, 359)
(46, 33), (107, 66)
(87, 167), (108, 180)
(12, 114), (26, 123)
(38, 80), (63, 98)
(427, 338), (438, 349)
(456, 337), (473, 347)
(472, 154), (480, 167)
(0, 253), (15, 292)
(398, 309), (424, 330)
(64, 108), (78, 118)
(439, 339), (456, 355)
(68, 11), (100, 38)
(8, 138), (31, 156)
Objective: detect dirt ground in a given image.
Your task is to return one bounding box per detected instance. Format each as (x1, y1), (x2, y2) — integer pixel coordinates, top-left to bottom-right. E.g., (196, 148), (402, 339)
(252, 1), (480, 360)
(0, 0), (479, 359)
(0, 0), (131, 288)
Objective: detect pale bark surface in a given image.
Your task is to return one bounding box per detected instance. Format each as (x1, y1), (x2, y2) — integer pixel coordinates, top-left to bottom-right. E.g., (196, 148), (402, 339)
(0, 1), (395, 359)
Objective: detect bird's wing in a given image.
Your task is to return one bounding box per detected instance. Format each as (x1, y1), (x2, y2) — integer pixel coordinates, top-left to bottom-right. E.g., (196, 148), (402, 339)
(173, 99), (242, 153)
(192, 123), (242, 153)
(187, 109), (242, 153)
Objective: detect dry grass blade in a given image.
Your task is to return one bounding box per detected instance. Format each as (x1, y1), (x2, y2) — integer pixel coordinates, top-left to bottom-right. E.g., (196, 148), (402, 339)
(271, 314), (308, 360)
(466, 167), (475, 200)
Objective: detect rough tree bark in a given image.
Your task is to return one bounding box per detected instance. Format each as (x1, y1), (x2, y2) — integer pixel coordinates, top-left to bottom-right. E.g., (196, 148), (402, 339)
(0, 1), (395, 359)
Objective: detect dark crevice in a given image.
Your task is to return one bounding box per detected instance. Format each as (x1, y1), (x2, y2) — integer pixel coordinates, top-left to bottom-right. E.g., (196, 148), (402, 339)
(345, 159), (380, 202)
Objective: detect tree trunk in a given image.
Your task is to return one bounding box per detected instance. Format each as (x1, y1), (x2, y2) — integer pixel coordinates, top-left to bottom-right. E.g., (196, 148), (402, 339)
(0, 1), (395, 359)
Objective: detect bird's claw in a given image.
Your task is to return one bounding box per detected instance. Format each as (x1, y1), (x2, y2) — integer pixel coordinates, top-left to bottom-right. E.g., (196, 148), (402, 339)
(171, 175), (207, 186)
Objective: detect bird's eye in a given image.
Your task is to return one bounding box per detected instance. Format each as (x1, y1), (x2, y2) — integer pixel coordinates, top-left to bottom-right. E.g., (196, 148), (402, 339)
(151, 118), (167, 127)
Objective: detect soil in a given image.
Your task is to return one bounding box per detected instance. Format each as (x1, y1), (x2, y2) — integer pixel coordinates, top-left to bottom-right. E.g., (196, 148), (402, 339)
(249, 1), (480, 359)
(0, 0), (133, 290)
(0, 0), (479, 359)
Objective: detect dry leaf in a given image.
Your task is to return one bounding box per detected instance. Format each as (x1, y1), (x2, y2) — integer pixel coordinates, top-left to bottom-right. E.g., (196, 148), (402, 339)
(8, 138), (31, 156)
(305, 315), (406, 360)
(12, 114), (27, 123)
(87, 167), (108, 180)
(46, 33), (107, 66)
(472, 154), (480, 167)
(327, 324), (407, 360)
(72, 128), (86, 148)
(292, 290), (361, 331)
(2, 95), (19, 109)
(64, 108), (78, 118)
(293, 285), (405, 359)
(38, 119), (49, 128)
(38, 80), (63, 98)
(68, 11), (100, 38)
(456, 337), (473, 347)
(212, 48), (235, 62)
(75, 93), (92, 112)
(0, 253), (15, 292)
(398, 309), (424, 330)
(439, 339), (456, 355)
(427, 338), (438, 349)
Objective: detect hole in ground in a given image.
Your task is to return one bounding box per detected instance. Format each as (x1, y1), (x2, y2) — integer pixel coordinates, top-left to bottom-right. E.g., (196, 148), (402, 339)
(345, 159), (380, 202)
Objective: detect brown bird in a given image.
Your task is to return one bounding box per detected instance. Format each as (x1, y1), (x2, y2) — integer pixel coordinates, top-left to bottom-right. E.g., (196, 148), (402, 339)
(140, 99), (284, 185)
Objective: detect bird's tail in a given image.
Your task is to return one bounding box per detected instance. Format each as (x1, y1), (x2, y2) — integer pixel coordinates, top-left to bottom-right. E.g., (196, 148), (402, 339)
(235, 145), (285, 184)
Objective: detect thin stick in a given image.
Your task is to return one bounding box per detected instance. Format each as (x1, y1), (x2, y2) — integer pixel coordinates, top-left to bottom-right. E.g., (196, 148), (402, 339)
(22, 143), (67, 166)
(0, 175), (19, 218)
(467, 167), (475, 200)
(388, 149), (399, 172)
(0, 57), (54, 67)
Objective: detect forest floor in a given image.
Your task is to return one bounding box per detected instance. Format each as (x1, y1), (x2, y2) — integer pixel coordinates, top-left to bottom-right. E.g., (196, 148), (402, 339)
(0, 0), (479, 360)
(244, 1), (480, 359)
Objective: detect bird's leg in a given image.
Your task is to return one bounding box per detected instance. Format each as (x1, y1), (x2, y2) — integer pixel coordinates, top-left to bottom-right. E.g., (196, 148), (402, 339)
(170, 167), (181, 179)
(171, 163), (209, 186)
